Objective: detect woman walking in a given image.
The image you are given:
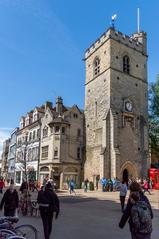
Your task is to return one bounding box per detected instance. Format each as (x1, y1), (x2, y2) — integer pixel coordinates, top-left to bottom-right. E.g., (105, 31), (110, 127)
(0, 183), (19, 216)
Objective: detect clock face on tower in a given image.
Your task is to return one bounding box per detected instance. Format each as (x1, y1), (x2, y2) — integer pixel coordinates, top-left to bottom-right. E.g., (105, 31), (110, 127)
(125, 101), (132, 112)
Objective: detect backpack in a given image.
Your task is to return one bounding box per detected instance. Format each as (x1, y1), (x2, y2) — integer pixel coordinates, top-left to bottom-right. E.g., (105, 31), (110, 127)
(131, 201), (152, 234)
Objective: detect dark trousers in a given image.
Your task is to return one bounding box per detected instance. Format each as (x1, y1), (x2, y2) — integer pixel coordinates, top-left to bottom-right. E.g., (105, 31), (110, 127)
(0, 188), (3, 193)
(40, 208), (54, 239)
(120, 196), (126, 212)
(4, 208), (15, 216)
(131, 232), (151, 239)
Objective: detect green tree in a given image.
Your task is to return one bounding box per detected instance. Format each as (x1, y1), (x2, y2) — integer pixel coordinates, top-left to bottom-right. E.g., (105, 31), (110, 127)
(149, 74), (159, 165)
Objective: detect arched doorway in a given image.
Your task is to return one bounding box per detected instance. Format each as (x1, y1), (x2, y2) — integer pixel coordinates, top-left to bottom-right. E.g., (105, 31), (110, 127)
(120, 161), (138, 182)
(123, 169), (129, 183)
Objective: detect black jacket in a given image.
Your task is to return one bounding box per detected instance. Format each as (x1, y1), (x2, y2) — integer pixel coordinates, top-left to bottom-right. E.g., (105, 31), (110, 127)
(37, 188), (60, 213)
(0, 189), (19, 210)
(119, 191), (153, 232)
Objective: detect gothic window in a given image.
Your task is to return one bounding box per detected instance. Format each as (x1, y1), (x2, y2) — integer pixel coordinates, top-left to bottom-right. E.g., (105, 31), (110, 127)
(94, 57), (100, 76)
(43, 126), (48, 138)
(123, 55), (130, 74)
(77, 147), (81, 160)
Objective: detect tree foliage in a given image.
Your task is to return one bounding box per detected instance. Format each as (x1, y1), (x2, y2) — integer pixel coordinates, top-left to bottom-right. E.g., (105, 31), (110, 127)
(149, 74), (159, 160)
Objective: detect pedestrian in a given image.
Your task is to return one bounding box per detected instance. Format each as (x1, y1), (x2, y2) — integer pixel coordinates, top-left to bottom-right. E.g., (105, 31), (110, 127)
(129, 191), (153, 239)
(107, 178), (113, 192)
(0, 177), (5, 193)
(96, 175), (100, 190)
(119, 181), (128, 212)
(37, 182), (60, 239)
(101, 177), (107, 192)
(143, 179), (151, 195)
(0, 183), (19, 216)
(84, 179), (89, 192)
(119, 181), (153, 239)
(19, 179), (28, 194)
(69, 179), (76, 195)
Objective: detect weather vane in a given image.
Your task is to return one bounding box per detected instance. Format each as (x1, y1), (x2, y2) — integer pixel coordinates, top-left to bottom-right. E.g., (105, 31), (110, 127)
(111, 14), (117, 29)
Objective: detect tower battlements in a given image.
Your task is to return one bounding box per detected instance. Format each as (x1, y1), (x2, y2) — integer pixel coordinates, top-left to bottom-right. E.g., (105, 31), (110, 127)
(85, 28), (147, 59)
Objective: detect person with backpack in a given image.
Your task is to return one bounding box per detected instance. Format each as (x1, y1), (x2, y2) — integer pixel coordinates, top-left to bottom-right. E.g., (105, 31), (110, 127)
(119, 181), (128, 212)
(119, 181), (153, 239)
(130, 191), (152, 239)
(37, 182), (60, 239)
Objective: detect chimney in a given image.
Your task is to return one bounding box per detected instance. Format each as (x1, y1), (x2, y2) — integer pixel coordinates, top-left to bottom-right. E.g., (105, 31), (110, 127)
(45, 101), (52, 111)
(56, 96), (63, 114)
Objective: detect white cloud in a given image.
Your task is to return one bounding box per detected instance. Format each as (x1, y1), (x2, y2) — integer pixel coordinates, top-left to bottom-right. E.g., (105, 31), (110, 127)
(0, 128), (12, 158)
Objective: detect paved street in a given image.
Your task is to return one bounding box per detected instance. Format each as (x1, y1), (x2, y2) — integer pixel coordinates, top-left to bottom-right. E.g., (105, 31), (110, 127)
(0, 189), (159, 239)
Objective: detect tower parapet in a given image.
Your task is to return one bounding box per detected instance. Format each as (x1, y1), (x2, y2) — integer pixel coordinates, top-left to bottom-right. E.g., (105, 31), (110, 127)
(85, 28), (146, 60)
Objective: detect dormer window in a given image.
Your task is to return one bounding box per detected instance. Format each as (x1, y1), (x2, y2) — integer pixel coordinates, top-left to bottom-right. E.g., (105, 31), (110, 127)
(25, 117), (30, 126)
(33, 112), (38, 122)
(94, 57), (100, 76)
(123, 55), (130, 74)
(20, 121), (24, 129)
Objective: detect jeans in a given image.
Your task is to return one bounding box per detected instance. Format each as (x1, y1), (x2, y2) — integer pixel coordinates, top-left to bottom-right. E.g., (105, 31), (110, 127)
(40, 208), (54, 239)
(120, 196), (126, 212)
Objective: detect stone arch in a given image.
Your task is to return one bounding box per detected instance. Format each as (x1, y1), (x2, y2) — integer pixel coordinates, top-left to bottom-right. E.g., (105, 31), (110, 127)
(64, 167), (78, 173)
(120, 161), (138, 181)
(40, 166), (49, 172)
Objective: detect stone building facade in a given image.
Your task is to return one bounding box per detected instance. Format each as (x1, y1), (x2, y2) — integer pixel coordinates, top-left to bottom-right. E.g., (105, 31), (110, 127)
(15, 106), (44, 185)
(84, 27), (149, 184)
(8, 128), (19, 180)
(39, 97), (84, 189)
(1, 139), (10, 179)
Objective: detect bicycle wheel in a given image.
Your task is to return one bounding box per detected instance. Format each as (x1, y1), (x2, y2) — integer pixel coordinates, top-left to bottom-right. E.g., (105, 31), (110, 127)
(15, 225), (38, 239)
(0, 229), (16, 238)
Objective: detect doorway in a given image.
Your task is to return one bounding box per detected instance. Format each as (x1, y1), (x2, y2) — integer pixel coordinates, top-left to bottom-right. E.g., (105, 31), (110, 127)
(123, 169), (129, 183)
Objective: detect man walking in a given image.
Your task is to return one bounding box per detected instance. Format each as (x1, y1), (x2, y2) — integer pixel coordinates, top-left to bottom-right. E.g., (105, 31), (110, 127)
(37, 182), (60, 239)
(119, 181), (127, 212)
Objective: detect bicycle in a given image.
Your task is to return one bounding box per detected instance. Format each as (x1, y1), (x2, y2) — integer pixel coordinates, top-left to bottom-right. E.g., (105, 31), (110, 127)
(0, 216), (38, 239)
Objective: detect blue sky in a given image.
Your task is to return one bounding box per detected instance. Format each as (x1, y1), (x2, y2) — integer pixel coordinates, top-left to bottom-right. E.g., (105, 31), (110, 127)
(0, 0), (159, 154)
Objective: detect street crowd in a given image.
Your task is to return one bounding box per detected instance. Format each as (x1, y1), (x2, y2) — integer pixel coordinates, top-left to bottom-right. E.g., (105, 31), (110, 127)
(0, 176), (154, 239)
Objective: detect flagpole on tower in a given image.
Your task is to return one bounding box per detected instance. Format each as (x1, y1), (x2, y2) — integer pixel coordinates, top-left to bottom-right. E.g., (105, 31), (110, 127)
(137, 8), (140, 33)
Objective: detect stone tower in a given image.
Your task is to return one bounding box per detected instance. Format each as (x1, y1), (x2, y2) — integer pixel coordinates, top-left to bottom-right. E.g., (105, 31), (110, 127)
(84, 27), (149, 183)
